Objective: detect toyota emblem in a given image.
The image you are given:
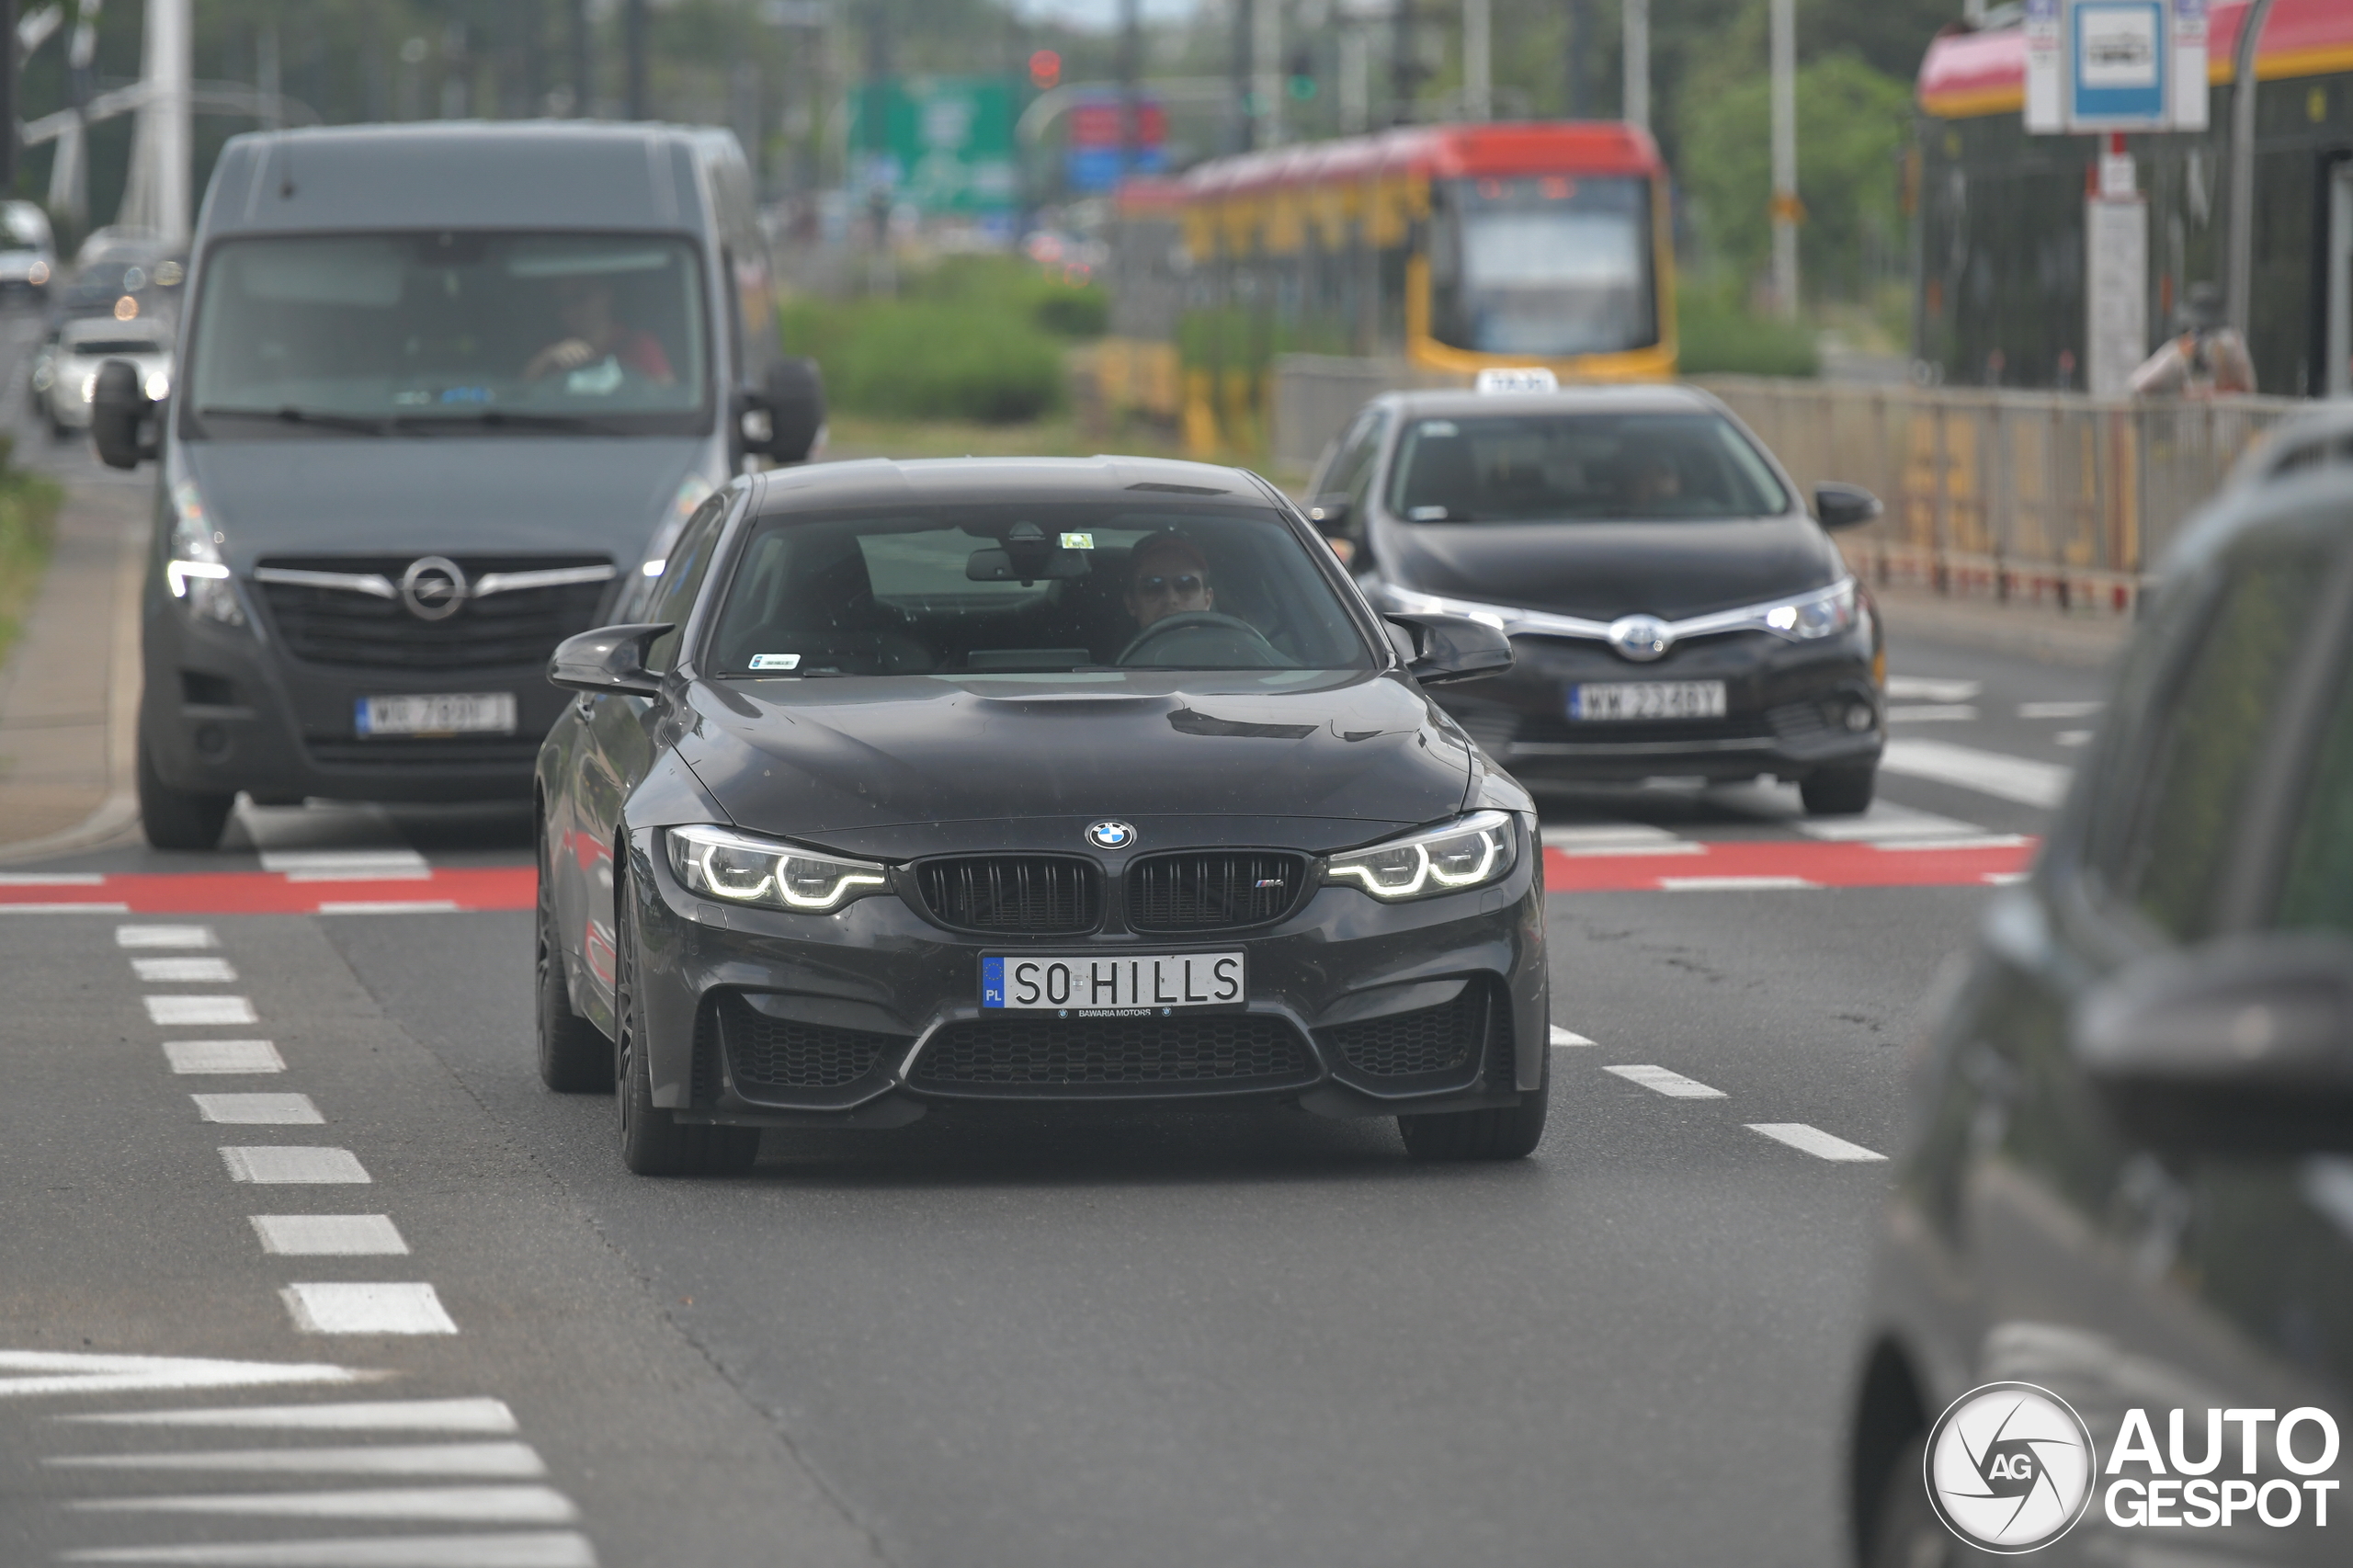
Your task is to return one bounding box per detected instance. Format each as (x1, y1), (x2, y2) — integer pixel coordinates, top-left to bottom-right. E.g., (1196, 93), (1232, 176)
(1606, 614), (1675, 662)
(1086, 820), (1136, 850)
(399, 556), (468, 621)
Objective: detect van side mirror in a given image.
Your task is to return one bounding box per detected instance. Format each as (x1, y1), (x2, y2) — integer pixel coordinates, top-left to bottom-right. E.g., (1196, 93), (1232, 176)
(1814, 483), (1882, 531)
(91, 358), (157, 470)
(740, 357), (825, 464)
(2074, 934), (2353, 1153)
(1383, 612), (1513, 686)
(549, 623), (672, 697)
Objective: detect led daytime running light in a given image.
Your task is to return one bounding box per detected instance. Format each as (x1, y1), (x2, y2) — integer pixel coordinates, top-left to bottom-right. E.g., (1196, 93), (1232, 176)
(665, 824), (889, 914)
(1325, 810), (1518, 902)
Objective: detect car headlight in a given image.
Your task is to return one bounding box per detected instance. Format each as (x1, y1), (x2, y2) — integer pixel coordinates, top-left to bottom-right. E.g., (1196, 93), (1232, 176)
(78, 370), (97, 403)
(164, 480), (245, 628)
(665, 824), (890, 913)
(1759, 579), (1858, 641)
(1325, 810), (1519, 901)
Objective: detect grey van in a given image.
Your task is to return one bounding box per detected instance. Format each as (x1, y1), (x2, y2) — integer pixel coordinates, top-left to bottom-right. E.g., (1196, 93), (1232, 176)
(93, 122), (824, 848)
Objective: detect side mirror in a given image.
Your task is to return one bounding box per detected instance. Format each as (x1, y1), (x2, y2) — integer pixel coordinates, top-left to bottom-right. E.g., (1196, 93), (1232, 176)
(548, 623), (672, 698)
(740, 357), (825, 464)
(1305, 494), (1352, 536)
(1814, 482), (1882, 532)
(1383, 612), (1513, 686)
(91, 358), (157, 470)
(2074, 933), (2353, 1153)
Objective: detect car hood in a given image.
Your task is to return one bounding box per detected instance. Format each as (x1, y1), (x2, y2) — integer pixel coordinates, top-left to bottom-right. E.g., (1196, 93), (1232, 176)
(673, 670), (1475, 858)
(1379, 514), (1844, 622)
(182, 437), (710, 571)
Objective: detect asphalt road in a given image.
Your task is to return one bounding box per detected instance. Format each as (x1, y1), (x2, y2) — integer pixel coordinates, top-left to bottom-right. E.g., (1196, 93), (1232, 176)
(0, 304), (2121, 1567)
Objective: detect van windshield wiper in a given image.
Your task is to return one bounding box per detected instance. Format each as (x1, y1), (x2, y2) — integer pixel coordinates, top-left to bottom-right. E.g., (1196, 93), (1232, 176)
(196, 405), (392, 436)
(391, 410), (612, 435)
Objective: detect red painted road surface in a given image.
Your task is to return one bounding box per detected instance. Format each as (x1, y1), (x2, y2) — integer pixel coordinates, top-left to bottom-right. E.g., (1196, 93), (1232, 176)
(0, 839), (2038, 915)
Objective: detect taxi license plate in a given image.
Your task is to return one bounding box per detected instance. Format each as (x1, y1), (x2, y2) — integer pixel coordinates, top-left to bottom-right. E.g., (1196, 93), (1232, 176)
(982, 951), (1245, 1014)
(355, 693), (517, 737)
(1568, 681), (1728, 722)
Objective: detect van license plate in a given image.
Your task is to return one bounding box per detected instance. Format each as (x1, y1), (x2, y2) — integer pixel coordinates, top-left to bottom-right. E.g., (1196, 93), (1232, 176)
(355, 693), (517, 737)
(982, 952), (1246, 1014)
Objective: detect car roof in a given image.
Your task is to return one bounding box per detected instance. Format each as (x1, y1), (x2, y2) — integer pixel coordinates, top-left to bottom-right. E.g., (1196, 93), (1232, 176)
(1374, 383), (1725, 419)
(750, 456), (1277, 515)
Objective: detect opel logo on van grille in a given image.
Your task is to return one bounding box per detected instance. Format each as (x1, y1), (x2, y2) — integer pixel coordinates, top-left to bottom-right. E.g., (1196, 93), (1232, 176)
(399, 556), (468, 621)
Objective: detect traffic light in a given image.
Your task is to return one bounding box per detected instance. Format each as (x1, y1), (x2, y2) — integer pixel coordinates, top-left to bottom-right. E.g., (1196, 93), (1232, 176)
(1029, 50), (1062, 91)
(1286, 48), (1316, 102)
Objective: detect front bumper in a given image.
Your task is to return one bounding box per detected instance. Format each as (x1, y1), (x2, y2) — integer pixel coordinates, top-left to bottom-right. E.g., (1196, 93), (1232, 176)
(1439, 628), (1882, 783)
(622, 824), (1551, 1127)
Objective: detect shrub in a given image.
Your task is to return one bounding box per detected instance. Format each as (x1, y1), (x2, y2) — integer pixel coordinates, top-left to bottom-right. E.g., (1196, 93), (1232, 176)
(784, 295), (1066, 424)
(1676, 286), (1820, 378)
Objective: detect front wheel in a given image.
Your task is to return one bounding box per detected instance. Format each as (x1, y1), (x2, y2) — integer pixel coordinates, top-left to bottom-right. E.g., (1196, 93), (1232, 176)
(613, 874), (757, 1176)
(536, 845), (611, 1094)
(1399, 1068), (1550, 1162)
(1863, 1434), (1949, 1568)
(137, 734), (233, 850)
(1801, 763), (1877, 816)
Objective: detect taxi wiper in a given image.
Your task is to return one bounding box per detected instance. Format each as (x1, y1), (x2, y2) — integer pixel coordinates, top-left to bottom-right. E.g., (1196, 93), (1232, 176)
(196, 405), (391, 436)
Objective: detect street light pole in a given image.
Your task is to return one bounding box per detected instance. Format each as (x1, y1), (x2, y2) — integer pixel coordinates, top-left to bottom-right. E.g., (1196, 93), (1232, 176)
(2224, 0), (2279, 336)
(1620, 0), (1645, 131)
(1463, 0), (1489, 122)
(1768, 0), (1799, 319)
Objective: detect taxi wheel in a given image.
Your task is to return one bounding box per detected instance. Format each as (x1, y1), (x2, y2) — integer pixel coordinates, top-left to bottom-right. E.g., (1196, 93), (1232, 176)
(137, 733), (233, 850)
(536, 860), (612, 1094)
(613, 879), (757, 1177)
(1801, 764), (1877, 816)
(1864, 1434), (1949, 1568)
(1397, 1070), (1550, 1162)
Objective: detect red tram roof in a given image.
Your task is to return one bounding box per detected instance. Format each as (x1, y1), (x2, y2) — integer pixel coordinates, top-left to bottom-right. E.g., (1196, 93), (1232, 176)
(1176, 120), (1661, 200)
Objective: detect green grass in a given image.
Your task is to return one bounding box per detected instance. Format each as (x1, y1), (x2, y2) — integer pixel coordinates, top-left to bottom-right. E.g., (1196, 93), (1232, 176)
(1676, 285), (1821, 378)
(0, 436), (65, 667)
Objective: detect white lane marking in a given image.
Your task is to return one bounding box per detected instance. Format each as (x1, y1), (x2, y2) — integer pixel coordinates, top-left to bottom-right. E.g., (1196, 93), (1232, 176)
(165, 1040), (285, 1074)
(1887, 704), (1979, 722)
(49, 1442), (546, 1478)
(1746, 1122), (1888, 1162)
(0, 902), (131, 914)
(1540, 824), (1706, 857)
(0, 871), (106, 885)
(63, 1399), (517, 1433)
(194, 1094), (323, 1127)
(251, 1216), (409, 1256)
(1548, 1026), (1596, 1047)
(0, 1351), (359, 1401)
(132, 955), (239, 983)
(1657, 875), (1818, 892)
(282, 1283), (458, 1335)
(2018, 699), (2103, 720)
(145, 995), (258, 1026)
(315, 900), (462, 915)
(74, 1486), (574, 1523)
(1880, 738), (2072, 808)
(59, 1531), (598, 1566)
(2056, 729), (2092, 746)
(1983, 871), (2031, 886)
(260, 849), (430, 882)
(220, 1148), (370, 1185)
(1603, 1063), (1727, 1099)
(1885, 676), (1981, 702)
(118, 925), (217, 948)
(1795, 802), (1983, 842)
(1872, 834), (2033, 852)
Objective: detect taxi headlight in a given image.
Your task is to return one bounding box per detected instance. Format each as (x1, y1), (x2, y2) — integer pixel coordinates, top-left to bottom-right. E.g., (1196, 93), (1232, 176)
(1325, 810), (1518, 901)
(1759, 580), (1858, 641)
(144, 368), (172, 402)
(665, 824), (890, 913)
(165, 480), (245, 628)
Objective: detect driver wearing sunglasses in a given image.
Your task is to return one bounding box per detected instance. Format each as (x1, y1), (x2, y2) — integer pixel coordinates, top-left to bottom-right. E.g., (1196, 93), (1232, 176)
(1124, 533), (1215, 631)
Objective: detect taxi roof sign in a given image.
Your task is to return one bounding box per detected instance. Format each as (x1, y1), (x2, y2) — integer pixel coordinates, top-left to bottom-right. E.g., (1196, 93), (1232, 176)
(1474, 368), (1559, 394)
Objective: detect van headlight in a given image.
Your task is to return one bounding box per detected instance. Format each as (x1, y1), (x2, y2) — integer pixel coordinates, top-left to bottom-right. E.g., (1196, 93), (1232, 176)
(1325, 810), (1518, 901)
(665, 824), (890, 913)
(164, 480), (244, 628)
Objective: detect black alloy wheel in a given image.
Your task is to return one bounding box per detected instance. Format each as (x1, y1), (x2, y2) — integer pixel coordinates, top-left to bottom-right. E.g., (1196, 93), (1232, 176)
(1801, 763), (1878, 817)
(535, 822), (612, 1094)
(1397, 1055), (1551, 1161)
(612, 863), (758, 1177)
(136, 733), (233, 851)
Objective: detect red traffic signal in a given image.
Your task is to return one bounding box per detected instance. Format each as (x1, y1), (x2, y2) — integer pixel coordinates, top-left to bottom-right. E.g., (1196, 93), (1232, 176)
(1029, 50), (1062, 90)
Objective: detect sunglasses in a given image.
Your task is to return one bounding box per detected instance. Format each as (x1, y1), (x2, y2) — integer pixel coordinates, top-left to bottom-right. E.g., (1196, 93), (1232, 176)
(1133, 573), (1206, 597)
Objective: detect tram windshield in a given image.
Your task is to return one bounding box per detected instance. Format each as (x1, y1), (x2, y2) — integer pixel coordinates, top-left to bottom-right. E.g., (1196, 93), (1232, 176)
(1428, 176), (1655, 358)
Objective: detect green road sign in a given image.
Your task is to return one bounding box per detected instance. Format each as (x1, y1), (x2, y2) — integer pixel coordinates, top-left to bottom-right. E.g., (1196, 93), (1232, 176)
(850, 76), (1020, 212)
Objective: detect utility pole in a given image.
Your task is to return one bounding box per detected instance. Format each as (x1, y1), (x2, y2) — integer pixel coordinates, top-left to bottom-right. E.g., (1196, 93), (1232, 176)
(1768, 0), (1799, 318)
(1391, 0), (1415, 126)
(1254, 0), (1280, 148)
(1232, 0), (1254, 151)
(1620, 0), (1645, 131)
(1564, 0), (1586, 119)
(624, 0), (648, 119)
(2225, 0), (2279, 337)
(0, 0), (17, 193)
(1463, 0), (1489, 121)
(569, 0), (591, 116)
(1119, 0), (1141, 180)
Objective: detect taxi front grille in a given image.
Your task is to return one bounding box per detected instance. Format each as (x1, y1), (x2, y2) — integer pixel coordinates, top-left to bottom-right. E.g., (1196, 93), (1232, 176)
(914, 857), (1099, 935)
(1125, 851), (1306, 933)
(912, 1014), (1310, 1093)
(717, 994), (899, 1091)
(1318, 986), (1486, 1077)
(254, 554), (610, 672)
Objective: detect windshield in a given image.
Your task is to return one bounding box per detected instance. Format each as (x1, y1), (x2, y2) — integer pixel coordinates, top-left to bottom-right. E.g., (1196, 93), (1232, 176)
(708, 504), (1371, 677)
(183, 232), (709, 437)
(1387, 412), (1790, 522)
(1430, 176), (1655, 358)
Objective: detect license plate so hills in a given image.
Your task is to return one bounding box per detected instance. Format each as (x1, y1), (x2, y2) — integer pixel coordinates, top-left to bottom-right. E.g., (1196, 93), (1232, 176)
(983, 952), (1245, 1016)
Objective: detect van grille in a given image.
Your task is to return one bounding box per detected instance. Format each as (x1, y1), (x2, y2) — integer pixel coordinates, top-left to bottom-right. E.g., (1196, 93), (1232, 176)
(255, 554), (611, 672)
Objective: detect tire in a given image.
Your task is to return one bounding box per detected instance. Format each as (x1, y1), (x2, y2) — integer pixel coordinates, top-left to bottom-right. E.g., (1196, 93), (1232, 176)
(136, 733), (233, 850)
(1863, 1434), (1950, 1568)
(1399, 1060), (1550, 1162)
(1802, 763), (1877, 816)
(613, 870), (757, 1176)
(536, 841), (612, 1094)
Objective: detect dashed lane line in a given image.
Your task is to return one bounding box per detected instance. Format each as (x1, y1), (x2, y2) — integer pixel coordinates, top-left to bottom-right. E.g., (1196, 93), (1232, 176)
(145, 995), (258, 1027)
(1884, 676), (1982, 702)
(1880, 737), (2072, 808)
(315, 901), (463, 916)
(1745, 1122), (1889, 1163)
(2018, 699), (2103, 720)
(250, 1216), (410, 1257)
(165, 1040), (284, 1074)
(281, 1284), (459, 1336)
(58, 1531), (599, 1566)
(1656, 875), (1818, 892)
(74, 1487), (574, 1523)
(0, 871), (106, 885)
(1548, 1027), (1595, 1047)
(1886, 704), (1979, 722)
(219, 1148), (370, 1185)
(192, 1095), (323, 1127)
(257, 849), (432, 882)
(48, 1443), (546, 1477)
(117, 926), (216, 949)
(131, 956), (237, 983)
(62, 1401), (518, 1432)
(1792, 802), (1983, 842)
(1602, 1064), (1728, 1099)
(0, 1353), (362, 1401)
(0, 901), (131, 913)
(1540, 824), (1706, 857)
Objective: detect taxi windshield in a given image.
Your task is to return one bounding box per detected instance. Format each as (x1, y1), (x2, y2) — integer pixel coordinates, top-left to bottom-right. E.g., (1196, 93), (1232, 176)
(182, 232), (708, 437)
(708, 504), (1372, 677)
(1387, 411), (1789, 523)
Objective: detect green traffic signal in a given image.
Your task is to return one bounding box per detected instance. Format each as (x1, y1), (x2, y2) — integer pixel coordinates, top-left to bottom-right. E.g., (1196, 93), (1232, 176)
(1287, 75), (1316, 101)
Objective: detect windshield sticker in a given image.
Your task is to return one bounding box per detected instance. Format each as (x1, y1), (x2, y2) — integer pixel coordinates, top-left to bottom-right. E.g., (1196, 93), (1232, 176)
(1058, 532), (1096, 551)
(1419, 420), (1459, 437)
(747, 653), (801, 671)
(565, 357), (624, 396)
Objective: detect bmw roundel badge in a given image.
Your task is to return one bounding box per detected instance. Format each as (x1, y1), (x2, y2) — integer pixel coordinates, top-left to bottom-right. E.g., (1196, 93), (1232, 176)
(1086, 820), (1137, 850)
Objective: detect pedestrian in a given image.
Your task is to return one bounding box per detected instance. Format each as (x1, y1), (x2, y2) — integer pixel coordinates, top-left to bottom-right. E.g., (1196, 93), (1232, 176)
(2126, 281), (2256, 397)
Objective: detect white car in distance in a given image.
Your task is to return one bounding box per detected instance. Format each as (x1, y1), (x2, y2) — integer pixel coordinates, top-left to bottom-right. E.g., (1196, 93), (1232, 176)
(36, 316), (173, 439)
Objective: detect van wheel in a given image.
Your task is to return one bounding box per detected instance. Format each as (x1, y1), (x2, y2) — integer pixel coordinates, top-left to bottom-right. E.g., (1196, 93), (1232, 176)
(536, 849), (612, 1093)
(137, 735), (233, 850)
(1399, 1070), (1550, 1161)
(1802, 764), (1877, 816)
(613, 876), (757, 1176)
(1865, 1434), (1949, 1568)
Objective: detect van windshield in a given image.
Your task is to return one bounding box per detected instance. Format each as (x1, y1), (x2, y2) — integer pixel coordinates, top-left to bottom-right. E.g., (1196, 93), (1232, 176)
(183, 232), (709, 437)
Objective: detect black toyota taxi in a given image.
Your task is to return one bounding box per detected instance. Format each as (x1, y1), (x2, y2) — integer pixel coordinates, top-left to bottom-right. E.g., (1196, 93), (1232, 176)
(533, 456), (1549, 1176)
(1846, 417), (2353, 1566)
(1303, 382), (1887, 813)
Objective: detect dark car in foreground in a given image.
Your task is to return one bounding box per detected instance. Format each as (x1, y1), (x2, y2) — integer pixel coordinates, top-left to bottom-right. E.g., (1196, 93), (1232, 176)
(534, 456), (1548, 1176)
(1847, 424), (2353, 1566)
(1304, 384), (1886, 812)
